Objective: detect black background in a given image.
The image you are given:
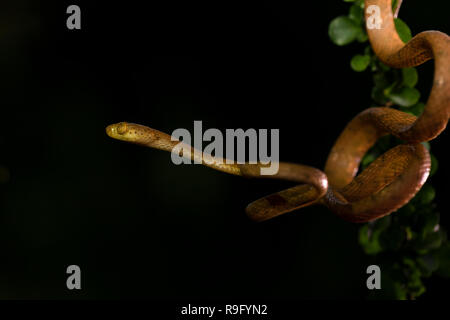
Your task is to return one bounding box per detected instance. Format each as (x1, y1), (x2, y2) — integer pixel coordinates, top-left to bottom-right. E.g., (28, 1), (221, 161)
(0, 0), (448, 299)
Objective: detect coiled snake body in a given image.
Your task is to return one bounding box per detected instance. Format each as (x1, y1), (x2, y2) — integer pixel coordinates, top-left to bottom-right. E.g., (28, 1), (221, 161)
(107, 0), (449, 223)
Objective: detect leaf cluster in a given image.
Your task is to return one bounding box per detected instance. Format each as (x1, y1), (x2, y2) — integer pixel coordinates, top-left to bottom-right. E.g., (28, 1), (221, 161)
(329, 0), (449, 299)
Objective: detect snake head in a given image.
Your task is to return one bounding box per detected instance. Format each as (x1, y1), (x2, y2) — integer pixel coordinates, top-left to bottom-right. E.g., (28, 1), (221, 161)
(106, 122), (161, 146)
(106, 122), (132, 141)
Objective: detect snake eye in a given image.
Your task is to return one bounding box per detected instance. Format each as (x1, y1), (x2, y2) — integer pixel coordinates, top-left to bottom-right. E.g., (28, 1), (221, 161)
(117, 122), (128, 135)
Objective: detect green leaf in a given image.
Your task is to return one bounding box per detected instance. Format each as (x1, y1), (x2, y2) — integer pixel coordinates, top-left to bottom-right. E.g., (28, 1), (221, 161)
(435, 242), (450, 278)
(350, 54), (371, 72)
(349, 4), (363, 23)
(388, 87), (420, 107)
(356, 29), (368, 42)
(359, 217), (391, 254)
(403, 102), (425, 116)
(419, 210), (440, 239)
(417, 254), (439, 278)
(394, 18), (412, 43)
(416, 184), (435, 205)
(361, 153), (377, 169)
(402, 258), (424, 292)
(379, 225), (406, 251)
(430, 153), (438, 177)
(373, 72), (390, 88)
(329, 16), (360, 46)
(378, 61), (391, 72)
(414, 229), (444, 252)
(383, 81), (398, 97)
(372, 86), (389, 105)
(397, 203), (416, 224)
(359, 224), (383, 254)
(402, 68), (418, 88)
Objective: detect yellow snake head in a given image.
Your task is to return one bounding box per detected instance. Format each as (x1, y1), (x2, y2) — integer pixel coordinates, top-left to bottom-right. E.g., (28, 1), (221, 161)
(106, 122), (176, 150)
(106, 122), (159, 145)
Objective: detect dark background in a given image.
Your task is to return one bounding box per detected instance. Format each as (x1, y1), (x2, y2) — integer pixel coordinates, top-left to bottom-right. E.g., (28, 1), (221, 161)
(0, 0), (448, 299)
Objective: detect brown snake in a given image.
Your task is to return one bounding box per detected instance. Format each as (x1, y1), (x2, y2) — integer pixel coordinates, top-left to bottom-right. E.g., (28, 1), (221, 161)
(106, 0), (449, 223)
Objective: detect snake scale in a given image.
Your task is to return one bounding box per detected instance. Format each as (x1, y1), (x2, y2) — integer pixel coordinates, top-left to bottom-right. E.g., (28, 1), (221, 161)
(106, 0), (449, 223)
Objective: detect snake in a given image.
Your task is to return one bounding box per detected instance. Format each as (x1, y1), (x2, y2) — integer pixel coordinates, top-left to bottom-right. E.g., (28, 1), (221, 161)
(106, 0), (449, 223)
